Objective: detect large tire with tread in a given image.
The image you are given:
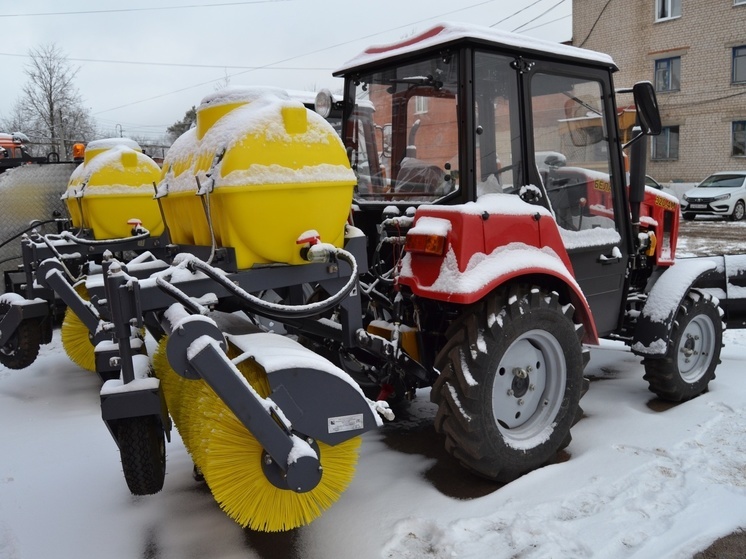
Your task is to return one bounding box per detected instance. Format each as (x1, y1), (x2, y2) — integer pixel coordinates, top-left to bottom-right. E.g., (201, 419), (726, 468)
(431, 284), (586, 483)
(0, 301), (42, 370)
(643, 290), (723, 402)
(118, 415), (166, 495)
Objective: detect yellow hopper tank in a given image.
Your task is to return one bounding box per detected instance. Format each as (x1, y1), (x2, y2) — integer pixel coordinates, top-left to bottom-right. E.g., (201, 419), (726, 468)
(158, 87), (356, 269)
(64, 138), (164, 239)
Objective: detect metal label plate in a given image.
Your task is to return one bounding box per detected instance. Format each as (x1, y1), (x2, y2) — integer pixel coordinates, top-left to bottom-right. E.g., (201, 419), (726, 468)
(328, 413), (364, 433)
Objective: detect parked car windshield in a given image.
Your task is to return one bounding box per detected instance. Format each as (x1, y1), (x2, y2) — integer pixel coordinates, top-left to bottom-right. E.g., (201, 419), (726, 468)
(698, 174), (746, 188)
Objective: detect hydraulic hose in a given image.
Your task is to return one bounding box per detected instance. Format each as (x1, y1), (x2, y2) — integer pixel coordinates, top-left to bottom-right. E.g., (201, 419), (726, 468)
(157, 248), (359, 321)
(55, 228), (151, 246)
(187, 248), (359, 320)
(0, 219), (58, 250)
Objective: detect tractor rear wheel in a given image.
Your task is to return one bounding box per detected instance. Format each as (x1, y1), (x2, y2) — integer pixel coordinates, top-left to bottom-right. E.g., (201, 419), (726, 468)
(432, 284), (585, 483)
(643, 290), (722, 402)
(0, 301), (42, 370)
(118, 415), (166, 495)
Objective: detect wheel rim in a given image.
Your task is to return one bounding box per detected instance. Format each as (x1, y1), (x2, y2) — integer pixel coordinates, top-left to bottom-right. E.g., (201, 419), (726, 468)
(492, 329), (566, 448)
(677, 313), (716, 383)
(735, 203), (745, 220)
(0, 332), (19, 357)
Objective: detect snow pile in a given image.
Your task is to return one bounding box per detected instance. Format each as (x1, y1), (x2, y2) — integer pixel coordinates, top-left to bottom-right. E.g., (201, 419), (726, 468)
(336, 21), (615, 74)
(2, 329), (746, 558)
(63, 142), (160, 198)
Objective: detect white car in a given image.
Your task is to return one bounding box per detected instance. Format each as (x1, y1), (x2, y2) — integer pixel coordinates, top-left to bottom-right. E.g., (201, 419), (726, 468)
(681, 171), (746, 221)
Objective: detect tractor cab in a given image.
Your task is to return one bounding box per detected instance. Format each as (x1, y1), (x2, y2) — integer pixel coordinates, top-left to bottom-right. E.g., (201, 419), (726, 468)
(336, 24), (634, 212)
(335, 23), (664, 336)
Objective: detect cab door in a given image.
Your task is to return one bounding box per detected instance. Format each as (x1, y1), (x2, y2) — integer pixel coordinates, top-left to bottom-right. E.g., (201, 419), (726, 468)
(526, 66), (630, 337)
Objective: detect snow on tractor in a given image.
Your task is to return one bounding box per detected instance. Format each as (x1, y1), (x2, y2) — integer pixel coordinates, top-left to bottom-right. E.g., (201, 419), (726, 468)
(2, 23), (746, 533)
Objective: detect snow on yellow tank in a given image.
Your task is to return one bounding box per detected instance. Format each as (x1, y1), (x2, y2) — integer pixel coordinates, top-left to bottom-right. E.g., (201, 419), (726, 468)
(64, 138), (164, 239)
(158, 87), (356, 269)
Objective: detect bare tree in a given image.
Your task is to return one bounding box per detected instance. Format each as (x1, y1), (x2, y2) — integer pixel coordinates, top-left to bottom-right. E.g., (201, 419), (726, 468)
(166, 106), (197, 143)
(1, 44), (97, 159)
(213, 69), (232, 91)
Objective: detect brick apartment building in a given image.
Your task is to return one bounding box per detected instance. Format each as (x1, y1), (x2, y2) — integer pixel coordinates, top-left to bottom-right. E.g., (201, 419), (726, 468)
(572, 0), (746, 182)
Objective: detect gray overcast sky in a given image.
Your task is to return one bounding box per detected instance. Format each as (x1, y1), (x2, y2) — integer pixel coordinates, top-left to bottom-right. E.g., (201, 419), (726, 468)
(0, 0), (573, 143)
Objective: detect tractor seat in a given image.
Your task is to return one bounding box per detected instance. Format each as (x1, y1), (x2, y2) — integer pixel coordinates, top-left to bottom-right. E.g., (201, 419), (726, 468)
(395, 157), (445, 196)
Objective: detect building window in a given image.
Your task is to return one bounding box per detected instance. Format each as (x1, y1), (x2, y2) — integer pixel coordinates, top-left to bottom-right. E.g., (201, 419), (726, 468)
(655, 57), (681, 92)
(652, 126), (680, 160)
(414, 96), (428, 114)
(734, 121), (746, 156)
(655, 0), (681, 20)
(733, 46), (746, 83)
(736, 0), (746, 6)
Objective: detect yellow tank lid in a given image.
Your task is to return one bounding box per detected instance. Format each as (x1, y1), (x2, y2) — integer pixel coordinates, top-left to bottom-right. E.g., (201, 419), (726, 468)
(82, 137), (142, 164)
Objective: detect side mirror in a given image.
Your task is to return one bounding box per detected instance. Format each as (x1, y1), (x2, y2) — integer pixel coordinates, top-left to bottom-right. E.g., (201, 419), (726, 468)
(632, 81), (662, 136)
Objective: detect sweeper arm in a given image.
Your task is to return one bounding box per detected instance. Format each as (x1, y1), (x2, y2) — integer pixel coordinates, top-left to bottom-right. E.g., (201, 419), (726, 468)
(164, 310), (380, 493)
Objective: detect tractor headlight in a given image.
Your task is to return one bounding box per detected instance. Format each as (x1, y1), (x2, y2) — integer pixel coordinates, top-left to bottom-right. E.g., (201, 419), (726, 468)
(314, 89), (333, 118)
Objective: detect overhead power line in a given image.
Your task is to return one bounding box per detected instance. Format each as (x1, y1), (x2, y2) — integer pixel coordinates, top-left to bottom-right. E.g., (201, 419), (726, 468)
(90, 0), (572, 117)
(94, 0), (507, 115)
(0, 1), (289, 18)
(490, 0), (548, 27)
(519, 14), (571, 33)
(0, 52), (332, 71)
(512, 0), (567, 33)
(579, 0), (614, 47)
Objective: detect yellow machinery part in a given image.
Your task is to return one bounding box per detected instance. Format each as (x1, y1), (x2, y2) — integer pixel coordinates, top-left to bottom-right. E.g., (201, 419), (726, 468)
(65, 140), (164, 239)
(152, 337), (361, 532)
(61, 283), (96, 372)
(158, 90), (355, 269)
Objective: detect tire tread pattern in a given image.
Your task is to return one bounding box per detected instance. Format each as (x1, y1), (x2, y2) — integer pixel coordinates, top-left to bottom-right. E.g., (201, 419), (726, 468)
(642, 290), (723, 402)
(431, 284), (586, 482)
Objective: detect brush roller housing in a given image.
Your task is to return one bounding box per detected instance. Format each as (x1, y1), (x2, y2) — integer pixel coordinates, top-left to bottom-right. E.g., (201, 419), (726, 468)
(157, 87), (356, 270)
(64, 138), (164, 239)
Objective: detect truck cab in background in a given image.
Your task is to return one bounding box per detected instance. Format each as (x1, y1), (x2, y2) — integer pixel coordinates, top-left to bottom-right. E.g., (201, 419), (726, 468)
(0, 132), (34, 172)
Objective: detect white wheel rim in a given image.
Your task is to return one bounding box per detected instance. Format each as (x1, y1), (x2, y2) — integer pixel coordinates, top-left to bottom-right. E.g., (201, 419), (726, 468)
(492, 329), (566, 447)
(677, 313), (716, 383)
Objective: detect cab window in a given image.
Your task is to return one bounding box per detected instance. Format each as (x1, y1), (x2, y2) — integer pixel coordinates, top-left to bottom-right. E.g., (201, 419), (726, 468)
(530, 72), (618, 242)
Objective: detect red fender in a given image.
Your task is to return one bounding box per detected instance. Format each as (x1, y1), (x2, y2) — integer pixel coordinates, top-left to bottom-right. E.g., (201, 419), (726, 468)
(398, 196), (599, 344)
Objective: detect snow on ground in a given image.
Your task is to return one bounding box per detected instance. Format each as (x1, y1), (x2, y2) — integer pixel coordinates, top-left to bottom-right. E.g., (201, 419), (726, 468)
(2, 329), (746, 559)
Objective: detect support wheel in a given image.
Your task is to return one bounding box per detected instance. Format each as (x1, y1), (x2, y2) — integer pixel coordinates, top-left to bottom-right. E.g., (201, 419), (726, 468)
(432, 284), (586, 483)
(0, 302), (42, 370)
(118, 415), (166, 495)
(730, 200), (745, 221)
(643, 290), (723, 402)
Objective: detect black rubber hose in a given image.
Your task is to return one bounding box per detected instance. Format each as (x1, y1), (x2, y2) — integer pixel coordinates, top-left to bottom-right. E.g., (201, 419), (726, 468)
(188, 248), (359, 320)
(0, 219), (57, 250)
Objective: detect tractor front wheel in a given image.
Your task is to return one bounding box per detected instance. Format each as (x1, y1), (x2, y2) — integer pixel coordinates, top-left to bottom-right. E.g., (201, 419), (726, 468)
(432, 284), (585, 483)
(118, 415), (166, 495)
(643, 290), (722, 402)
